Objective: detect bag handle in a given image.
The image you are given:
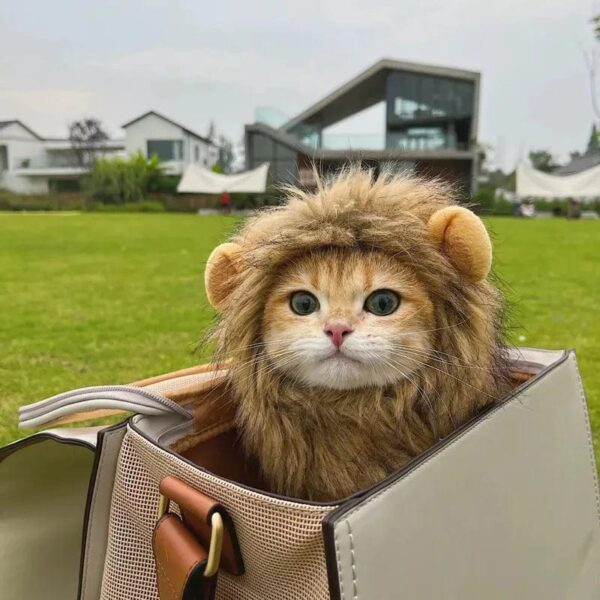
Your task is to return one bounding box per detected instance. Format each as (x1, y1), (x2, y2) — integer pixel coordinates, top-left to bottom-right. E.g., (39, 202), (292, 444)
(19, 363), (228, 429)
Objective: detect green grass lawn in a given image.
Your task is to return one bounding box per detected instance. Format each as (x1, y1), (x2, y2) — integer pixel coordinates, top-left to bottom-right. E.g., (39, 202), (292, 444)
(0, 213), (598, 466)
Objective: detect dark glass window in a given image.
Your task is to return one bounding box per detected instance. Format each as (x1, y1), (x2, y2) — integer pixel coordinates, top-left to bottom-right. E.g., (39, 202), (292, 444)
(386, 71), (475, 151)
(248, 132), (298, 183)
(387, 72), (474, 123)
(147, 140), (183, 161)
(0, 145), (8, 171)
(251, 134), (274, 161)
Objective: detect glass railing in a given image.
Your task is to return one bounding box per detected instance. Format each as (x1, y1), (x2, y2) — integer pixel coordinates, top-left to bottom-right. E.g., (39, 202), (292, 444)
(321, 134), (385, 150)
(316, 134), (468, 152)
(255, 107), (290, 129)
(13, 156), (86, 170)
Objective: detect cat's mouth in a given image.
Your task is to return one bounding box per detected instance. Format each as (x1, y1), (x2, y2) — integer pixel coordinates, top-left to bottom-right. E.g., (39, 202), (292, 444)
(324, 350), (362, 364)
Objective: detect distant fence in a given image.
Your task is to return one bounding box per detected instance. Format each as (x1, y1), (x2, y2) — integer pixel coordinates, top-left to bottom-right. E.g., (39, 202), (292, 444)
(162, 194), (221, 211)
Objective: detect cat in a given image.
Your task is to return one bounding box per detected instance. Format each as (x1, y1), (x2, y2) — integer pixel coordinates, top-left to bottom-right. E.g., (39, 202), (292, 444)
(204, 169), (510, 502)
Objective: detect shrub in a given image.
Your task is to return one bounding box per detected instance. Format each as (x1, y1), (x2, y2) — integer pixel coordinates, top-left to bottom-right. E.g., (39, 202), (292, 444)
(493, 196), (514, 216)
(471, 187), (515, 216)
(86, 200), (165, 213)
(0, 190), (52, 211)
(0, 189), (87, 211)
(533, 199), (568, 215)
(86, 153), (163, 204)
(471, 186), (496, 215)
(153, 175), (180, 194)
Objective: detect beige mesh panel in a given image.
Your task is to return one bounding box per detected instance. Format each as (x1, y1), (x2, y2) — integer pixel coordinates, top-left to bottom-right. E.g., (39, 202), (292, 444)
(100, 427), (336, 600)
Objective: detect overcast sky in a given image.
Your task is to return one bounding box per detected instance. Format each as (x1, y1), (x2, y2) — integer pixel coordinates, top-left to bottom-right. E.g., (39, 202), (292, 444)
(1, 0), (598, 170)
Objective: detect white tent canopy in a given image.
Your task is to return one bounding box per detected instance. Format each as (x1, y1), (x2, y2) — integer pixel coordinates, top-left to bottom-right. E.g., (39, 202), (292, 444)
(516, 162), (600, 199)
(177, 163), (269, 194)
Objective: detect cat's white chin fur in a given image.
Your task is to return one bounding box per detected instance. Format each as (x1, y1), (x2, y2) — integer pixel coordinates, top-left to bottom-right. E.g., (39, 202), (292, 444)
(298, 356), (400, 390)
(265, 333), (428, 391)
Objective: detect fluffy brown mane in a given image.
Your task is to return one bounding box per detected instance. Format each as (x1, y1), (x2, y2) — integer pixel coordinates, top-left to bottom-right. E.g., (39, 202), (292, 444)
(208, 169), (510, 501)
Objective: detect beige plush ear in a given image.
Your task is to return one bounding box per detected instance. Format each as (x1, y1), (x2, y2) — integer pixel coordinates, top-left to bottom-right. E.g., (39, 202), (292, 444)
(427, 206), (492, 282)
(204, 242), (243, 310)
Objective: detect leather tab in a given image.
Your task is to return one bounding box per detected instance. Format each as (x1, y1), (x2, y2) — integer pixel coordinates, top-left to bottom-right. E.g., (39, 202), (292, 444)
(159, 476), (244, 576)
(153, 515), (216, 600)
(153, 477), (244, 600)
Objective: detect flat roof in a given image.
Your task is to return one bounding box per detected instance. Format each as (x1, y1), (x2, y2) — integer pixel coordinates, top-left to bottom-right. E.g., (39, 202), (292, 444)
(282, 58), (480, 132)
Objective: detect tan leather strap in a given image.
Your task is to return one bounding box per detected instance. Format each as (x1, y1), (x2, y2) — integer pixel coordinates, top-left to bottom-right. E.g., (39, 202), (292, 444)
(153, 477), (244, 600)
(131, 363), (226, 388)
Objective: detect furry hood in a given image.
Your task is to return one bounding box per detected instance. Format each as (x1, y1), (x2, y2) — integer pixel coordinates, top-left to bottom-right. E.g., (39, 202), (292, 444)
(205, 169), (493, 321)
(201, 169), (509, 500)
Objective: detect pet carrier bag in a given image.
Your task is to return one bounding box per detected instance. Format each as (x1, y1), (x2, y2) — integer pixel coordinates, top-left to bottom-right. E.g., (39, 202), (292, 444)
(1, 348), (599, 599)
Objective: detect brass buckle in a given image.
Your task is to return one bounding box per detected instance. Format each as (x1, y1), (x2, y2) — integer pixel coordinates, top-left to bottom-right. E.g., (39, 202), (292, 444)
(157, 492), (224, 577)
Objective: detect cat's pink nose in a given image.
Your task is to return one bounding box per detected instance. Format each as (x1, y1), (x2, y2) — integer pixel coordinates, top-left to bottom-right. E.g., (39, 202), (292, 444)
(324, 322), (353, 348)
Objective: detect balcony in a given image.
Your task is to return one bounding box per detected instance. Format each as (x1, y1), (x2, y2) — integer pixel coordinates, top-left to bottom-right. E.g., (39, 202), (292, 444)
(321, 134), (385, 151)
(11, 156), (88, 177)
(302, 132), (470, 153)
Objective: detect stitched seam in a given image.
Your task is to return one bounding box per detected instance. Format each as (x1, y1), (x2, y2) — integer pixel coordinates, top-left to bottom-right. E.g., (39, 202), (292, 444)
(346, 520), (358, 600)
(342, 351), (568, 522)
(182, 557), (205, 598)
(153, 516), (209, 599)
(571, 354), (600, 525)
(155, 559), (179, 600)
(334, 527), (345, 600)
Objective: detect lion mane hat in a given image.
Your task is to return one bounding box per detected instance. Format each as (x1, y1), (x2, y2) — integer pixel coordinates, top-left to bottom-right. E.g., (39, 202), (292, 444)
(202, 167), (508, 500)
(205, 168), (493, 315)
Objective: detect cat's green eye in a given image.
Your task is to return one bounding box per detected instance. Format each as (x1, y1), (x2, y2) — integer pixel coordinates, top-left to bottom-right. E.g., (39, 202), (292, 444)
(290, 291), (320, 315)
(364, 289), (400, 316)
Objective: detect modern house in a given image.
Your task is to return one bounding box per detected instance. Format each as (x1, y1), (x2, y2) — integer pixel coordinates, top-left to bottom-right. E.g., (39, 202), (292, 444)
(0, 111), (218, 195)
(0, 120), (124, 194)
(122, 111), (218, 176)
(245, 58), (481, 194)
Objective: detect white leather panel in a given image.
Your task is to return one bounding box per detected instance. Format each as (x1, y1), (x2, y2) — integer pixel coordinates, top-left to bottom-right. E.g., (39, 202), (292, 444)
(43, 427), (103, 447)
(332, 351), (600, 599)
(0, 435), (95, 600)
(79, 425), (126, 600)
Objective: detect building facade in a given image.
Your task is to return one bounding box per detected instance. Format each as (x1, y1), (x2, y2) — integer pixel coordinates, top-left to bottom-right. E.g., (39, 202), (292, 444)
(122, 111), (218, 176)
(0, 111), (218, 194)
(245, 59), (481, 195)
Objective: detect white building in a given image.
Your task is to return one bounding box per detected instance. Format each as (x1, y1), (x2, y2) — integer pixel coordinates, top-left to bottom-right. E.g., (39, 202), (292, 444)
(0, 111), (218, 194)
(123, 111), (219, 176)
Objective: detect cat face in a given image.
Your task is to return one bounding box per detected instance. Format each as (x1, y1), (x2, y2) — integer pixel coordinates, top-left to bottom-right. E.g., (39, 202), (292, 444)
(263, 249), (435, 390)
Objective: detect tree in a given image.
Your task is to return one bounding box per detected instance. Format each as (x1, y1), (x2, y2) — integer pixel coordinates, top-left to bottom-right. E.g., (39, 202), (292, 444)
(582, 17), (600, 120)
(216, 134), (235, 174)
(87, 152), (163, 204)
(206, 120), (216, 143)
(528, 149), (558, 173)
(69, 118), (109, 168)
(593, 15), (600, 40)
